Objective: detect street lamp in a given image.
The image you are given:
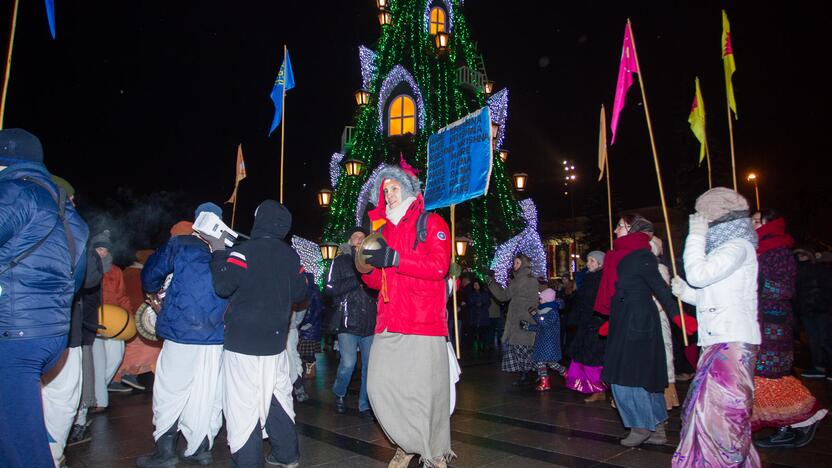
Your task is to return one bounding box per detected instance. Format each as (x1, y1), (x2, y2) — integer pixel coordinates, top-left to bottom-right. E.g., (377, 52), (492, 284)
(747, 173), (760, 211)
(320, 242), (339, 261)
(454, 237), (470, 257)
(483, 80), (495, 95)
(434, 31), (450, 52)
(343, 158), (365, 176)
(513, 173), (528, 191)
(317, 189), (332, 208)
(354, 89), (371, 106)
(498, 148), (509, 163)
(375, 0), (388, 8)
(378, 8), (392, 26)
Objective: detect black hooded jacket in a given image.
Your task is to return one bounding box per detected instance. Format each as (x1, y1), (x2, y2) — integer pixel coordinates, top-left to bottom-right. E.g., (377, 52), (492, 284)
(210, 200), (307, 356)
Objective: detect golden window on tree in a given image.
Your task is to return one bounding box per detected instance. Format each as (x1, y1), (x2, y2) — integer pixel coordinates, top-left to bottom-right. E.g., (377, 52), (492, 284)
(429, 7), (446, 35)
(388, 95), (415, 136)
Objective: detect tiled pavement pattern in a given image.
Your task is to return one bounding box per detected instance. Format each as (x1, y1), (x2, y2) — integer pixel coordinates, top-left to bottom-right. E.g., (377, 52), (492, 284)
(66, 352), (831, 467)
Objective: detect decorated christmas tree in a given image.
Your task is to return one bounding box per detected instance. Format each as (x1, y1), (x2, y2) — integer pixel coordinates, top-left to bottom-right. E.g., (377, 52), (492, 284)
(321, 0), (545, 282)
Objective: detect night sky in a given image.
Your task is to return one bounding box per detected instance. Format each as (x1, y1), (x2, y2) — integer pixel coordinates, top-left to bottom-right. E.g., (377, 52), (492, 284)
(3, 1), (829, 255)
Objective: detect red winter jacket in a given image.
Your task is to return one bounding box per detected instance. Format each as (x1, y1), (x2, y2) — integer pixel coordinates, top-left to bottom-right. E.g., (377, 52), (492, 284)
(362, 194), (451, 337)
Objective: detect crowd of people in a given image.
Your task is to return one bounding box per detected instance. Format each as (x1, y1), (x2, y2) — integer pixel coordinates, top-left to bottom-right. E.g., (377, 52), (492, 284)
(2, 127), (830, 468)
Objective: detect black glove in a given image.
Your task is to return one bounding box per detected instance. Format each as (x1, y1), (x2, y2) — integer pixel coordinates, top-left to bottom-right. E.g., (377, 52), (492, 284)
(364, 238), (399, 268)
(519, 319), (530, 330)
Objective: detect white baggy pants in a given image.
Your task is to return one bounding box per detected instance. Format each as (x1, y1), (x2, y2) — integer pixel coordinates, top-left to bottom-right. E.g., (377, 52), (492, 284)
(152, 341), (223, 456)
(42, 347), (82, 468)
(223, 350), (294, 454)
(92, 337), (124, 408)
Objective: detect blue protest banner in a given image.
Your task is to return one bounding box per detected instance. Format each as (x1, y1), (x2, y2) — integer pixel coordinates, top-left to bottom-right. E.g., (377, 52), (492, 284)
(424, 107), (493, 210)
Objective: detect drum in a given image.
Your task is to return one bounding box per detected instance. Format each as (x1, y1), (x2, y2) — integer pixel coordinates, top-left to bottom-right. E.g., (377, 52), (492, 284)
(135, 302), (159, 341)
(354, 232), (384, 274)
(97, 304), (137, 341)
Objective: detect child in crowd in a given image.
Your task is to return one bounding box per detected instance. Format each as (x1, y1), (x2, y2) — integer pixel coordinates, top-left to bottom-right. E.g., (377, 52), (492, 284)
(521, 288), (566, 391)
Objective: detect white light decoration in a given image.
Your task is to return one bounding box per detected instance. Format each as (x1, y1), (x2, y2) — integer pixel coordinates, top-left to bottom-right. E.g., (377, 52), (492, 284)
(330, 152), (344, 188)
(355, 163), (388, 225)
(490, 198), (547, 286)
(358, 45), (377, 90)
(377, 65), (426, 133)
(423, 0), (453, 33)
(291, 235), (324, 285)
(487, 88), (509, 149)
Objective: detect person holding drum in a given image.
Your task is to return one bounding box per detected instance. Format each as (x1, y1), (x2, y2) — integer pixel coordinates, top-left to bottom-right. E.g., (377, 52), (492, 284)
(136, 203), (228, 467)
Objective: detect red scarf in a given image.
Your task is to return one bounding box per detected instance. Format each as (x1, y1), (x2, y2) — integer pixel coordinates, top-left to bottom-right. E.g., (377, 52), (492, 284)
(756, 217), (794, 255)
(593, 232), (651, 315)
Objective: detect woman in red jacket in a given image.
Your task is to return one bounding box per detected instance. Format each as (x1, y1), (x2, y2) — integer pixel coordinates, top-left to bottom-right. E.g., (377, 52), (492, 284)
(361, 164), (453, 468)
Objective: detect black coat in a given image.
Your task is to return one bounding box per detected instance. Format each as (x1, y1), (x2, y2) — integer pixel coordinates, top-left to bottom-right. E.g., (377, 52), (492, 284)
(601, 249), (679, 393)
(568, 269), (605, 366)
(72, 249), (103, 347)
(323, 249), (377, 337)
(210, 201), (307, 356)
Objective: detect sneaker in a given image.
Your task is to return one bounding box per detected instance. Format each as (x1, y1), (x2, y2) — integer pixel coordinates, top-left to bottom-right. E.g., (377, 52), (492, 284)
(294, 386), (309, 403)
(675, 373), (694, 382)
(754, 427), (797, 448)
(66, 422), (92, 446)
(120, 374), (146, 391)
(265, 454), (299, 467)
(107, 382), (132, 393)
(800, 368), (826, 379)
(793, 421), (822, 448)
(620, 428), (651, 447)
(360, 410), (375, 421)
(334, 396), (347, 414)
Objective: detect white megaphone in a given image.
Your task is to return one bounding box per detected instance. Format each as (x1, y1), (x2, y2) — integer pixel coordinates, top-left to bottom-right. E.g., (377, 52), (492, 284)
(193, 212), (240, 248)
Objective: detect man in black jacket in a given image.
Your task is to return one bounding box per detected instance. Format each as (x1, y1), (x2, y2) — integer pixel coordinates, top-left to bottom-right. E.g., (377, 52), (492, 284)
(210, 200), (307, 468)
(324, 227), (377, 419)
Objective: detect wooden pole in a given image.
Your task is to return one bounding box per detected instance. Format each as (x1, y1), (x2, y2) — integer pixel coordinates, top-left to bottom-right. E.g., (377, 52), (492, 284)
(605, 156), (613, 249)
(0, 0), (20, 129)
(627, 19), (688, 345)
(727, 103), (737, 190)
(450, 204), (461, 359)
(705, 141), (713, 189)
(231, 189), (238, 229)
(279, 45), (287, 204)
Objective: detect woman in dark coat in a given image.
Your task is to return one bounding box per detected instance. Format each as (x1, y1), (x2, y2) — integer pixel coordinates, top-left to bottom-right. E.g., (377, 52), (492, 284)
(466, 280), (492, 352)
(566, 251), (607, 402)
(597, 215), (680, 447)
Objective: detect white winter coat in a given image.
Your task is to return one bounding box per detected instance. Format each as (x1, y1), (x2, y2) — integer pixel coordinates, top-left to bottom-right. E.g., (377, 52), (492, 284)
(678, 230), (761, 347)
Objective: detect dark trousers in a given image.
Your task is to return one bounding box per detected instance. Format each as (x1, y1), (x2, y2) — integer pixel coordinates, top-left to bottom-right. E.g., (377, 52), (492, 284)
(801, 312), (832, 370)
(231, 395), (299, 468)
(0, 335), (67, 468)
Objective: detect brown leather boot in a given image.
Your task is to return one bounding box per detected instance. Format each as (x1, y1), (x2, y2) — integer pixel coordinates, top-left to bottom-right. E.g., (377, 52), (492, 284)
(584, 392), (606, 403)
(388, 447), (414, 468)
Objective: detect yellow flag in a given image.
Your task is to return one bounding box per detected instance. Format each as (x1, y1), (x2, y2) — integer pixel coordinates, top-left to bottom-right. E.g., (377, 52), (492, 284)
(722, 10), (738, 118)
(688, 78), (707, 164)
(598, 104), (608, 181)
(226, 144), (247, 204)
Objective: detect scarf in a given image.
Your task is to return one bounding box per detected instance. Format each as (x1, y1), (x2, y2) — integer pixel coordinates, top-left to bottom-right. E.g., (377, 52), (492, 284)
(756, 217), (794, 255)
(593, 232), (651, 315)
(705, 217), (758, 254)
(386, 196), (416, 225)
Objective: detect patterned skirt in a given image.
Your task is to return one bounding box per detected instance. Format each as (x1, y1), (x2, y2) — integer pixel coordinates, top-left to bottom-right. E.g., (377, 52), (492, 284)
(502, 344), (534, 373)
(297, 339), (322, 361)
(750, 375), (825, 431)
(673, 342), (760, 468)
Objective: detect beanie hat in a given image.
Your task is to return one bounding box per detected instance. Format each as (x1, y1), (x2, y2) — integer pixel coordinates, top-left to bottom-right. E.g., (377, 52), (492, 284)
(0, 129), (44, 166)
(90, 230), (112, 250)
(50, 175), (75, 198)
(539, 288), (556, 303)
(195, 202), (223, 220)
(346, 226), (369, 239)
(695, 187), (750, 223)
(170, 221), (194, 236)
(370, 164), (421, 206)
(587, 250), (605, 266)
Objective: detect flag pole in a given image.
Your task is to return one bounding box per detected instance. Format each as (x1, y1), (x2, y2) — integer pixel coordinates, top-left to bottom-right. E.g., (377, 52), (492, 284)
(727, 101), (737, 190)
(0, 0), (20, 129)
(600, 104), (614, 249)
(704, 123), (713, 189)
(627, 19), (688, 344)
(450, 204), (461, 359)
(231, 188), (239, 229)
(279, 45), (287, 204)
(606, 156), (613, 249)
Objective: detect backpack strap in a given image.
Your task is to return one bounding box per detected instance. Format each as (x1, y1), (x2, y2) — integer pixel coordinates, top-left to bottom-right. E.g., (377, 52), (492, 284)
(0, 177), (77, 275)
(412, 212), (431, 250)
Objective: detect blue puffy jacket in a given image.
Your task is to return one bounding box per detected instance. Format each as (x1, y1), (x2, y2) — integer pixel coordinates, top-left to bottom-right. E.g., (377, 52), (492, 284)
(142, 234), (227, 344)
(1, 162), (89, 340)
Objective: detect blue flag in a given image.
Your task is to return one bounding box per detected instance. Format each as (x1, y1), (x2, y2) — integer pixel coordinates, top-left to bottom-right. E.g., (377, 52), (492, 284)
(269, 50), (295, 135)
(45, 0), (56, 39)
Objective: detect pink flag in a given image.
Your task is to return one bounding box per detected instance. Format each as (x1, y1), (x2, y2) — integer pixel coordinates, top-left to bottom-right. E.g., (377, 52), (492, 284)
(610, 23), (638, 145)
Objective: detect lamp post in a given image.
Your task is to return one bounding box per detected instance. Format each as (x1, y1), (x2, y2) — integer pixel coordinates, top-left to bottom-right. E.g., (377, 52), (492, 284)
(513, 173), (528, 191)
(375, 0), (388, 8)
(316, 189), (332, 208)
(354, 89), (370, 106)
(563, 160), (578, 278)
(378, 8), (392, 26)
(483, 80), (495, 95)
(498, 148), (509, 163)
(434, 31), (450, 53)
(320, 243), (339, 261)
(343, 158), (365, 177)
(747, 173), (760, 211)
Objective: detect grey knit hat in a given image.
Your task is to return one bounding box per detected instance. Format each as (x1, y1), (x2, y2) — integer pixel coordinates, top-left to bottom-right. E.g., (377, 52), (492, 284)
(587, 251), (605, 266)
(695, 187), (750, 223)
(370, 164), (421, 206)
